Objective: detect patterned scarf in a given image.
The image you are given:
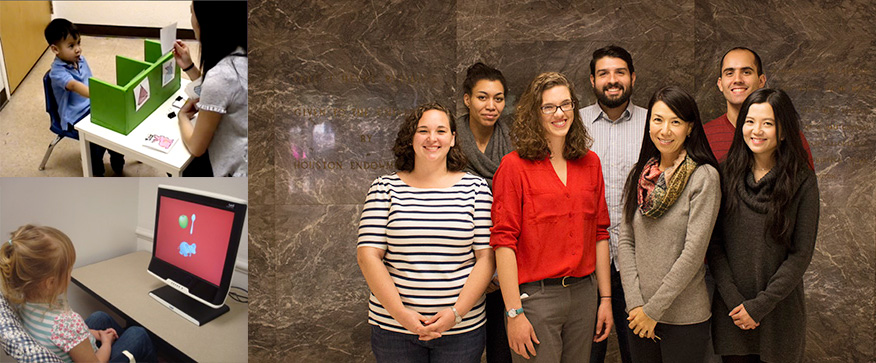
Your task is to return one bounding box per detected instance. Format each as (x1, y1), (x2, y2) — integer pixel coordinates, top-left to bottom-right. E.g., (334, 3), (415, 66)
(637, 151), (698, 218)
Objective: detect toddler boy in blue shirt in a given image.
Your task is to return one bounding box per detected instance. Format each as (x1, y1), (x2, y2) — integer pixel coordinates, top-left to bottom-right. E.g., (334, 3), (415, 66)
(45, 18), (125, 176)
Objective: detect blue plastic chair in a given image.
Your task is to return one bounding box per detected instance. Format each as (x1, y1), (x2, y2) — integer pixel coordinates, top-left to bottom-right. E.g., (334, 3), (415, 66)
(39, 70), (79, 171)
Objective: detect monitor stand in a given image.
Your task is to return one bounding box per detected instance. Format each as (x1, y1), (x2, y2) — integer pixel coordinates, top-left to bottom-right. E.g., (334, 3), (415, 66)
(148, 285), (230, 326)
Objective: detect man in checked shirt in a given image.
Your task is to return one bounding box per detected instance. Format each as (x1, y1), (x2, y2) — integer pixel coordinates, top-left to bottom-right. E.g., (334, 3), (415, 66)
(578, 45), (646, 363)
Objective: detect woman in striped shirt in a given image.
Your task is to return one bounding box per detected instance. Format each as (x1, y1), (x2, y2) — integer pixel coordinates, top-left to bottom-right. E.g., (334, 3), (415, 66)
(357, 102), (496, 362)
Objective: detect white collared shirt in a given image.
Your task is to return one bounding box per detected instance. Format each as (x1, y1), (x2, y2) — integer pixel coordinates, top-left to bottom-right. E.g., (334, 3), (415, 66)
(579, 102), (647, 269)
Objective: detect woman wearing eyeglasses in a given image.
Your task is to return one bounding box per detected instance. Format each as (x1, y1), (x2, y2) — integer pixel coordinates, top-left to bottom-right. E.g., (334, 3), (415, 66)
(491, 72), (612, 362)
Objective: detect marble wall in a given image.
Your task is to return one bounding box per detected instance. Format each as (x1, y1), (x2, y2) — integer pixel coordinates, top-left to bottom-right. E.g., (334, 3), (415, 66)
(249, 0), (876, 361)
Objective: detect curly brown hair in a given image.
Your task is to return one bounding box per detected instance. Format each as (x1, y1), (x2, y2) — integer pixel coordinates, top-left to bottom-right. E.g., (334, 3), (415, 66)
(393, 102), (468, 172)
(512, 72), (592, 160)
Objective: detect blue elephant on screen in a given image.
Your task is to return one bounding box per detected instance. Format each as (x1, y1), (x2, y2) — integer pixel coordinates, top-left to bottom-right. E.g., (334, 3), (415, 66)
(179, 242), (197, 257)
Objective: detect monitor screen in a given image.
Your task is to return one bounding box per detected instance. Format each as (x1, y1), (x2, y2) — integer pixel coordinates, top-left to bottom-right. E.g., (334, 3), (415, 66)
(154, 195), (234, 286)
(147, 185), (247, 308)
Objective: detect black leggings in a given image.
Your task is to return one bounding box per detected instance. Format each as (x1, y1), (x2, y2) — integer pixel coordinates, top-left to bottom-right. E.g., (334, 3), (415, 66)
(722, 355), (763, 363)
(484, 290), (511, 363)
(627, 320), (710, 363)
(182, 151), (214, 177)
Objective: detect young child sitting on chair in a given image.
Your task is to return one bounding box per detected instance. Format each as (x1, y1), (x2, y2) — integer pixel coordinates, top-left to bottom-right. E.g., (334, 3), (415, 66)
(0, 225), (156, 362)
(45, 18), (125, 177)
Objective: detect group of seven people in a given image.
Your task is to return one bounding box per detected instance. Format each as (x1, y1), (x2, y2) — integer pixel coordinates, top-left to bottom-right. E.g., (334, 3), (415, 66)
(356, 45), (819, 363)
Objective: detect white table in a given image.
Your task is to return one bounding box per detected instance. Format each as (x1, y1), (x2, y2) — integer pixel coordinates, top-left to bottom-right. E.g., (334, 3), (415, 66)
(71, 251), (247, 362)
(75, 80), (193, 177)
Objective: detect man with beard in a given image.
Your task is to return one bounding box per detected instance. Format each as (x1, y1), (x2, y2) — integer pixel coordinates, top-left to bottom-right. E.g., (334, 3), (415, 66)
(707, 47), (813, 167)
(578, 45), (643, 363)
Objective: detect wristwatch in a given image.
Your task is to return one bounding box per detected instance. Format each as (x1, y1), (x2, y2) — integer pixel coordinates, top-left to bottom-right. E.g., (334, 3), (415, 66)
(450, 306), (462, 325)
(506, 307), (524, 318)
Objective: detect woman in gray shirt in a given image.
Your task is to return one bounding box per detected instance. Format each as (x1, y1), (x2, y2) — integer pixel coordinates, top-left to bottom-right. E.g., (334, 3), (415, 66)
(175, 1), (248, 177)
(617, 86), (721, 362)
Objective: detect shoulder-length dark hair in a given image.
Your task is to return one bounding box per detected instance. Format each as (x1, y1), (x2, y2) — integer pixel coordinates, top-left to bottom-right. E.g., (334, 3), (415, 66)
(512, 72), (592, 160)
(722, 88), (810, 248)
(192, 1), (248, 77)
(393, 102), (467, 172)
(622, 86), (719, 223)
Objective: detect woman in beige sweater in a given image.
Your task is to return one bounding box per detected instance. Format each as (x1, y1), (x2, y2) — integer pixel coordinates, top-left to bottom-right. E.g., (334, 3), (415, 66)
(616, 86), (721, 363)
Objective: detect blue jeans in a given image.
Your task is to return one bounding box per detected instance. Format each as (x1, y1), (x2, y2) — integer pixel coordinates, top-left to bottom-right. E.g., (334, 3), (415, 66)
(371, 324), (485, 363)
(84, 312), (157, 362)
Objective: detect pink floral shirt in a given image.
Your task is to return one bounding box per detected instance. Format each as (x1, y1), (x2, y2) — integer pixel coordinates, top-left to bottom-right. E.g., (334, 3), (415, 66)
(21, 303), (97, 362)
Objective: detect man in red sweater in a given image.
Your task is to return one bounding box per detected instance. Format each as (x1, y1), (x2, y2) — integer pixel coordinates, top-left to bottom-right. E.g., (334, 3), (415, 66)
(705, 47), (813, 168)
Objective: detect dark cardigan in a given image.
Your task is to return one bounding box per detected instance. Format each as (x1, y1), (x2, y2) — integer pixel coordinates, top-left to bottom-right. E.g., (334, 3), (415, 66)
(708, 167), (820, 363)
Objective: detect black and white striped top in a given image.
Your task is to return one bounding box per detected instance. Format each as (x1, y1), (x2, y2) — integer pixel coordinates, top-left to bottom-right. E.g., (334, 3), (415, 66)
(357, 173), (493, 335)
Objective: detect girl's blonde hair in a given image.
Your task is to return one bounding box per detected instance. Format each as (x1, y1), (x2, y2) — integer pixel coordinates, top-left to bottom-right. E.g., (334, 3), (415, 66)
(0, 225), (76, 307)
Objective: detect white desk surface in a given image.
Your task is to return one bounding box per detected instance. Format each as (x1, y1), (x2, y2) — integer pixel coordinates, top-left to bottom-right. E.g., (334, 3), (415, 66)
(71, 251), (247, 363)
(75, 80), (193, 177)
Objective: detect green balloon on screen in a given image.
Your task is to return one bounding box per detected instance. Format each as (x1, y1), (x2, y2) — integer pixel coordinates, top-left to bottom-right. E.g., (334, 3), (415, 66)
(179, 215), (188, 229)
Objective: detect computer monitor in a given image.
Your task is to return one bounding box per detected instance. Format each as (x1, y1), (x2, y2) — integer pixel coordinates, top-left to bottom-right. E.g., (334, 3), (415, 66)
(147, 185), (247, 326)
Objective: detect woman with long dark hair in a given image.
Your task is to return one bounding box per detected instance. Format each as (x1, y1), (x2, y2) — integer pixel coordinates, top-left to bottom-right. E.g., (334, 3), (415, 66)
(491, 72), (612, 362)
(454, 61), (514, 363)
(616, 86), (720, 362)
(708, 88), (819, 363)
(173, 1), (248, 176)
(357, 103), (495, 362)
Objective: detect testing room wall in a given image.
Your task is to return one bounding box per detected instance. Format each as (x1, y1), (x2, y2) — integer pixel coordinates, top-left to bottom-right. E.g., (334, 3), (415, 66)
(51, 1), (193, 29)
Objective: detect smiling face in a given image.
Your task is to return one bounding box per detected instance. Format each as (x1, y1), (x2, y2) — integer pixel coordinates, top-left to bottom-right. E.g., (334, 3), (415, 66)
(412, 109), (455, 166)
(742, 102), (781, 158)
(649, 101), (692, 162)
(717, 49), (767, 107)
(590, 56), (636, 109)
(464, 79), (505, 128)
(539, 85), (574, 146)
(52, 35), (81, 64)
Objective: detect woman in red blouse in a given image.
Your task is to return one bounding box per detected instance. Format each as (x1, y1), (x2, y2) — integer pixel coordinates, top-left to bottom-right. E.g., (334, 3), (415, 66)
(491, 72), (612, 362)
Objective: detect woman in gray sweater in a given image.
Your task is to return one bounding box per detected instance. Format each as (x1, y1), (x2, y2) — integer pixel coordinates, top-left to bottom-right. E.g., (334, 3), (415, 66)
(708, 88), (819, 363)
(617, 86), (721, 362)
(455, 62), (514, 363)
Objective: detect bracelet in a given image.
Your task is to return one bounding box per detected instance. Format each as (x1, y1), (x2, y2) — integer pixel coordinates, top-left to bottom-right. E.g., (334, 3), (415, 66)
(182, 63), (195, 72)
(600, 296), (612, 299)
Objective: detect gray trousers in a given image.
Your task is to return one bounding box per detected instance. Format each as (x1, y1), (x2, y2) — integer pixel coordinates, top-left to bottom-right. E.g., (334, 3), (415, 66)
(509, 275), (598, 363)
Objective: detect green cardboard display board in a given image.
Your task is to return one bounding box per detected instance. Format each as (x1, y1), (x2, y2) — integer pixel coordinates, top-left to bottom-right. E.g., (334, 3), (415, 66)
(90, 39), (180, 135)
